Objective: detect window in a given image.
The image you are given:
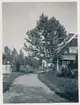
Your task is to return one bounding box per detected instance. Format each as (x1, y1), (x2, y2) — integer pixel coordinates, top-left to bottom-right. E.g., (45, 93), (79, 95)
(69, 47), (77, 53)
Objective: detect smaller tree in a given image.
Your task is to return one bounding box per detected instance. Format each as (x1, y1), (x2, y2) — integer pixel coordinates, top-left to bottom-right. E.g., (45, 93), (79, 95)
(11, 48), (18, 66)
(2, 53), (6, 64)
(3, 46), (11, 64)
(16, 62), (20, 72)
(24, 56), (28, 65)
(18, 48), (24, 65)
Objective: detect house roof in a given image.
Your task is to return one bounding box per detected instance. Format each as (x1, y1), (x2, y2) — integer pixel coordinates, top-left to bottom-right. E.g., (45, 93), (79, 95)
(55, 34), (77, 54)
(69, 38), (77, 46)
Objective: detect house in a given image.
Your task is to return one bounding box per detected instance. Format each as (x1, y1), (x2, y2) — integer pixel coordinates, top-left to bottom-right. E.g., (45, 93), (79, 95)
(56, 33), (78, 71)
(62, 35), (77, 67)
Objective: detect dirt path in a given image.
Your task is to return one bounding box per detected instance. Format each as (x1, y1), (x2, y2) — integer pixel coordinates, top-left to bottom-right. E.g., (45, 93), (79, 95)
(3, 74), (68, 103)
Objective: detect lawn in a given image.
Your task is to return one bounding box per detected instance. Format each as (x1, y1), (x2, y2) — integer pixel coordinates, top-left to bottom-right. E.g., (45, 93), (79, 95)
(3, 72), (24, 93)
(38, 71), (78, 102)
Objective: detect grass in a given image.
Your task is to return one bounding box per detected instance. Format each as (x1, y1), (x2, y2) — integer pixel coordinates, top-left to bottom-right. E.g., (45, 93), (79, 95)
(38, 71), (78, 102)
(3, 72), (24, 93)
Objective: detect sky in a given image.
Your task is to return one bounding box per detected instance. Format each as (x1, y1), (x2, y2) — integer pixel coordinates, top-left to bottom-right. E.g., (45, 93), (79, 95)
(2, 2), (77, 54)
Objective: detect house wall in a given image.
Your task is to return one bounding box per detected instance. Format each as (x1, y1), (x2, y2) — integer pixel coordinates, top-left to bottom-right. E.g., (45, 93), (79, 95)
(63, 38), (77, 54)
(62, 54), (76, 60)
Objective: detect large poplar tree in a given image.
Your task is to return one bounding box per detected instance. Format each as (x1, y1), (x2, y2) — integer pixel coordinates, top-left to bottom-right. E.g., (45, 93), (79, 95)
(23, 13), (67, 63)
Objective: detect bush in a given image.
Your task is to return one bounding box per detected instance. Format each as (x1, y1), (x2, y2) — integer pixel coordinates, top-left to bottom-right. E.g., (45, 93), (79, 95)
(56, 68), (71, 77)
(71, 69), (78, 78)
(56, 67), (78, 78)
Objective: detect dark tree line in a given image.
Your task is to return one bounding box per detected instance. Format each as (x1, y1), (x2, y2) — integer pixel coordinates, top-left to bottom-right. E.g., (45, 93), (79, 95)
(2, 46), (40, 69)
(2, 46), (24, 66)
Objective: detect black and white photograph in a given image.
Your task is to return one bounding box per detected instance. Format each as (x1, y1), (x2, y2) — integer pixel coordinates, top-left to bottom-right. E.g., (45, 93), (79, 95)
(2, 1), (79, 103)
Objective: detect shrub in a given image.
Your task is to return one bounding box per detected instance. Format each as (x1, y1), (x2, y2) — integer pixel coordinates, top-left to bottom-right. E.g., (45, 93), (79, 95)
(56, 67), (78, 78)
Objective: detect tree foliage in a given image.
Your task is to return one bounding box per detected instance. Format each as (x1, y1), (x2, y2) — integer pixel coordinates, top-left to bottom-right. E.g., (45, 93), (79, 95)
(3, 47), (19, 66)
(3, 46), (11, 64)
(18, 48), (24, 65)
(24, 13), (67, 63)
(10, 48), (18, 66)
